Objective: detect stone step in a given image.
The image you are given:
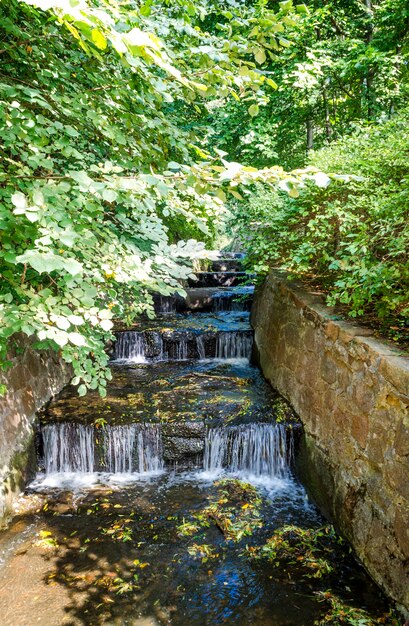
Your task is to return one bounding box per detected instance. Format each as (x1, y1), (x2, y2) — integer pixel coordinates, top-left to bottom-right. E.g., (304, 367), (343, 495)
(210, 259), (243, 272)
(185, 287), (253, 312)
(153, 286), (254, 314)
(188, 271), (254, 288)
(218, 252), (245, 259)
(115, 311), (252, 333)
(39, 360), (295, 433)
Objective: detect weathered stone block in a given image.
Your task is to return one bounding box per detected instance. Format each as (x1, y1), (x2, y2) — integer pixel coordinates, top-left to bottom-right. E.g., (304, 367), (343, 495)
(394, 505), (409, 557)
(321, 352), (337, 385)
(385, 460), (409, 501)
(395, 417), (409, 458)
(350, 411), (369, 449)
(324, 321), (339, 342)
(161, 422), (206, 438)
(379, 356), (409, 397)
(162, 436), (204, 461)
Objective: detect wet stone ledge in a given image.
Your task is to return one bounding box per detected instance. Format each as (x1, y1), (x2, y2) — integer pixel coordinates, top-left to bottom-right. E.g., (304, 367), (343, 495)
(251, 270), (409, 615)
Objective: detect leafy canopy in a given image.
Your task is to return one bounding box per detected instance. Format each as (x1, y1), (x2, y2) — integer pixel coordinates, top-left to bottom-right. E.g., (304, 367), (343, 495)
(0, 0), (320, 394)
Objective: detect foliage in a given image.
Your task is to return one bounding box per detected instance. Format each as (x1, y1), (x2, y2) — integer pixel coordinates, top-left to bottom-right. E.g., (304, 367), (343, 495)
(187, 543), (219, 562)
(234, 111), (409, 337)
(252, 525), (399, 624)
(314, 591), (400, 626)
(0, 0), (317, 392)
(3, 0), (408, 387)
(250, 524), (337, 579)
(177, 478), (263, 543)
(207, 0), (409, 169)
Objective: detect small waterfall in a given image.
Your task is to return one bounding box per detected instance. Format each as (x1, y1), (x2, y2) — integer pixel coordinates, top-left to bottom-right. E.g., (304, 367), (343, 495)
(156, 334), (166, 362)
(112, 330), (253, 363)
(203, 423), (292, 478)
(230, 298), (247, 312)
(213, 295), (246, 312)
(103, 425), (137, 473)
(43, 423), (95, 474)
(196, 335), (206, 360)
(113, 331), (146, 363)
(168, 337), (189, 361)
(213, 295), (228, 312)
(216, 332), (253, 359)
(136, 426), (163, 473)
(42, 423), (163, 474)
(156, 295), (177, 314)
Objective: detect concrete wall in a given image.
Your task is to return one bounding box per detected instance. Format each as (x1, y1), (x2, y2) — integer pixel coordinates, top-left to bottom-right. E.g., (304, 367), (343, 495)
(251, 271), (409, 614)
(0, 335), (71, 525)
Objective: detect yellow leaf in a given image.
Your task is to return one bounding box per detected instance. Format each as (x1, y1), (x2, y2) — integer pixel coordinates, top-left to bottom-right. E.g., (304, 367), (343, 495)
(91, 29), (108, 51)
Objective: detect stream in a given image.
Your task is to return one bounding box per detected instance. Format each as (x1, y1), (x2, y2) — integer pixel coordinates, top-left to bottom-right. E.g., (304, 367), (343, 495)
(0, 254), (396, 625)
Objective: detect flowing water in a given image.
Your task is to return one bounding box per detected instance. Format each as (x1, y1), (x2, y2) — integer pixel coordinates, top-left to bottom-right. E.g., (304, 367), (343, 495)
(203, 423), (292, 479)
(0, 253), (396, 626)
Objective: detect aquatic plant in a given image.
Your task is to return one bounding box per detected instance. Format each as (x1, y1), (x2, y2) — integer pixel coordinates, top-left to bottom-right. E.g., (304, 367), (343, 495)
(251, 525), (337, 579)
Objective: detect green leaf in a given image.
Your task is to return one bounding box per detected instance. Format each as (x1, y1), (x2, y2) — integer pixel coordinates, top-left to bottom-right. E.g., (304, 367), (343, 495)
(78, 384), (87, 396)
(296, 4), (310, 13)
(266, 78), (278, 89)
(102, 189), (118, 202)
(69, 170), (93, 189)
(68, 332), (87, 347)
(254, 48), (266, 65)
(248, 104), (259, 117)
(16, 251), (83, 276)
(11, 192), (27, 210)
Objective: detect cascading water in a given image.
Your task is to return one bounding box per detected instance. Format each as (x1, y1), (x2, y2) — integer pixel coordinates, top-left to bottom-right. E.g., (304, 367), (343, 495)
(103, 425), (137, 473)
(114, 331), (146, 363)
(112, 329), (253, 363)
(216, 332), (253, 360)
(43, 423), (95, 474)
(175, 338), (188, 361)
(42, 422), (290, 481)
(196, 335), (206, 360)
(213, 295), (247, 312)
(156, 295), (177, 314)
(203, 423), (292, 479)
(42, 423), (163, 474)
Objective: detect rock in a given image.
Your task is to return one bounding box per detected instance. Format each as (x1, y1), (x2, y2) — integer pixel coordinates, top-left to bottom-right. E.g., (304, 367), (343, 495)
(161, 422), (206, 438)
(162, 436), (204, 461)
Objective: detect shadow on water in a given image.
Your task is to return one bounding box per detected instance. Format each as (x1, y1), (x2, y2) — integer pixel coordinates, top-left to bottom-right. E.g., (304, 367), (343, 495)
(0, 473), (400, 626)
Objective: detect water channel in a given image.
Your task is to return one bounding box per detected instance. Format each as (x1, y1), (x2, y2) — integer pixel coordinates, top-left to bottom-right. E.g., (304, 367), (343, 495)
(0, 255), (396, 625)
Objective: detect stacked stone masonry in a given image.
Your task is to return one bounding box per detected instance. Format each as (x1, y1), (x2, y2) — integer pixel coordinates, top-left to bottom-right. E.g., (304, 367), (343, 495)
(251, 271), (409, 614)
(0, 335), (71, 524)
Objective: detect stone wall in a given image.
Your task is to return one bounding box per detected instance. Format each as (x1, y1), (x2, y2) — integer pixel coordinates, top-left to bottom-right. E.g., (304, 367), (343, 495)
(251, 271), (409, 614)
(0, 335), (71, 525)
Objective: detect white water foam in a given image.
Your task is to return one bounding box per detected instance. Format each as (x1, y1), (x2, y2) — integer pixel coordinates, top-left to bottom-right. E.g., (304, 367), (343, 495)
(29, 469), (165, 492)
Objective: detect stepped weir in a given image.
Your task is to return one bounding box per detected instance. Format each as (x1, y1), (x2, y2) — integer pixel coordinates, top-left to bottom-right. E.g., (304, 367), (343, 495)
(36, 252), (295, 476)
(0, 252), (394, 626)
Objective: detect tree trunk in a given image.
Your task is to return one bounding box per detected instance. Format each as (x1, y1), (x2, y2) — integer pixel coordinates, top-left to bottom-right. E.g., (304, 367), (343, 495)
(306, 118), (314, 151)
(363, 0), (375, 119)
(323, 91), (332, 141)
